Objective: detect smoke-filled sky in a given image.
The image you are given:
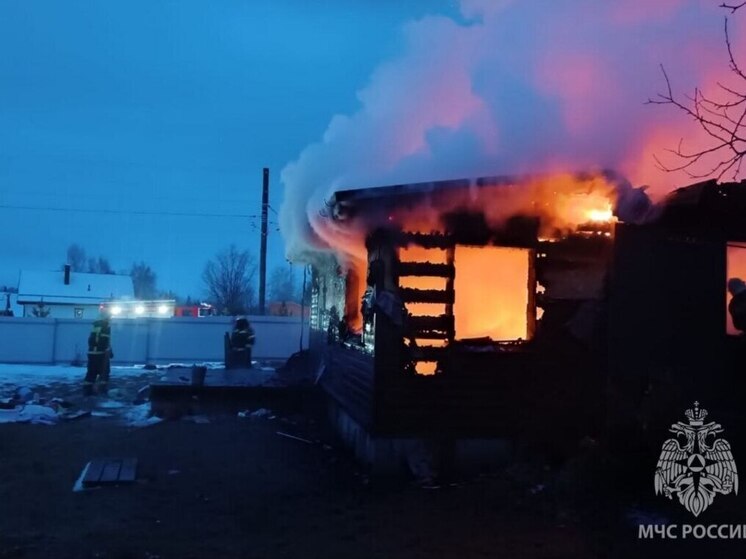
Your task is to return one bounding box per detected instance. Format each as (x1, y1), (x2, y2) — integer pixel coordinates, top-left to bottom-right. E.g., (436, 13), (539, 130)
(1, 1), (744, 296)
(281, 0), (745, 260)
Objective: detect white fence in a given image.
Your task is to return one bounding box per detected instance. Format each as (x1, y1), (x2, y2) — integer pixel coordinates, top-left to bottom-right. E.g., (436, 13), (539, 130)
(0, 316), (309, 365)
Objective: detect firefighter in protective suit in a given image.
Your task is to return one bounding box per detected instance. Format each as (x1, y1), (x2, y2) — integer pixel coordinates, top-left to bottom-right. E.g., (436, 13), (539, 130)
(228, 317), (255, 368)
(84, 316), (113, 395)
(728, 278), (746, 334)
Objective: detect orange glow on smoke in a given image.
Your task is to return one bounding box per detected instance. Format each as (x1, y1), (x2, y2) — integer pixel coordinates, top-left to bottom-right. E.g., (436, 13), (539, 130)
(378, 173), (620, 240)
(453, 246), (530, 341)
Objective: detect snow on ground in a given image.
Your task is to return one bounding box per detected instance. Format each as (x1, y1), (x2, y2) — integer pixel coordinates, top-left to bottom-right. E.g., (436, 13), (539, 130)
(0, 363), (146, 389)
(0, 362), (224, 389)
(0, 362), (218, 427)
(121, 403), (163, 428)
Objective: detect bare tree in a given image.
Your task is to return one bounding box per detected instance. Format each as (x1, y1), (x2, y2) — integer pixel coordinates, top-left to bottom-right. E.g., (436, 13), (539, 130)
(63, 244), (115, 274)
(648, 3), (745, 181)
(268, 265), (297, 303)
(130, 262), (158, 299)
(65, 243), (87, 272)
(202, 245), (257, 315)
(87, 256), (114, 274)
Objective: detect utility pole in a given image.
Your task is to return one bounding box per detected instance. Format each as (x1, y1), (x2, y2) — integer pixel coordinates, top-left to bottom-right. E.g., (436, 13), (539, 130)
(258, 167), (269, 315)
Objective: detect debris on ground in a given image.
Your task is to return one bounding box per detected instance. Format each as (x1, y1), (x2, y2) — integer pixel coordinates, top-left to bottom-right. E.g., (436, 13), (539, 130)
(49, 397), (73, 409)
(59, 410), (92, 421)
(0, 404), (59, 425)
(15, 386), (35, 402)
(97, 400), (126, 409)
(106, 388), (128, 400)
(238, 407), (273, 419)
(121, 403), (162, 428)
(0, 397), (16, 409)
(133, 385), (150, 404)
(276, 431), (313, 444)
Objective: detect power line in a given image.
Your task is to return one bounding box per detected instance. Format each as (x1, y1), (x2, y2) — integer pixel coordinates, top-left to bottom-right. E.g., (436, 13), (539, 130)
(0, 203), (264, 219)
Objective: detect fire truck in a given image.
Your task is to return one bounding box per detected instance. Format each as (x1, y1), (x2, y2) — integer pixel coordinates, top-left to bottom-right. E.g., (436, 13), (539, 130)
(99, 299), (176, 319)
(174, 302), (215, 317)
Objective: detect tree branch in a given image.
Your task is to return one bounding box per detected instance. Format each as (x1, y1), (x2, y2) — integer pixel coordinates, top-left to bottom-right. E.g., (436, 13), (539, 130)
(720, 2), (745, 14)
(648, 6), (745, 182)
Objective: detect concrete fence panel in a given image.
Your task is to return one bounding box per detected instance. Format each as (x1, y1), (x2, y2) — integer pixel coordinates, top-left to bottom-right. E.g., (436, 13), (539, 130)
(0, 316), (309, 365)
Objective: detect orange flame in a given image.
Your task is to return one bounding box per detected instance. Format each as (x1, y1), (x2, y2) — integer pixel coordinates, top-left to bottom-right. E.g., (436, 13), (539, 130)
(318, 173), (618, 341)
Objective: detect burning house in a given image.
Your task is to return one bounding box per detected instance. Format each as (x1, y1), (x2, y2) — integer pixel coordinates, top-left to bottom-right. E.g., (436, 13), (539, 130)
(305, 172), (635, 472)
(303, 171), (746, 472)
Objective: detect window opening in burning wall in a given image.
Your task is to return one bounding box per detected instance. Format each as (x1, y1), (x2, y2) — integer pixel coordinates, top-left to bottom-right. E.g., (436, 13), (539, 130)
(726, 243), (746, 335)
(397, 243), (534, 375)
(453, 246), (533, 341)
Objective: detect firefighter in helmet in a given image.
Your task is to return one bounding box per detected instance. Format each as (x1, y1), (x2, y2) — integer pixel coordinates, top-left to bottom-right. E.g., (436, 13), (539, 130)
(83, 315), (113, 395)
(728, 277), (746, 334)
(230, 317), (256, 367)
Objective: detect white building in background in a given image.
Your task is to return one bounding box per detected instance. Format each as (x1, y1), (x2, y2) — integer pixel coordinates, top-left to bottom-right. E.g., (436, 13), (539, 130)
(17, 265), (134, 319)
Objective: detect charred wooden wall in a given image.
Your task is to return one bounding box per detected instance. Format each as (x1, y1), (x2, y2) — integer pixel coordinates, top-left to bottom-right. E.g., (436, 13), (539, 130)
(372, 349), (601, 441)
(311, 330), (376, 428)
(609, 223), (728, 412)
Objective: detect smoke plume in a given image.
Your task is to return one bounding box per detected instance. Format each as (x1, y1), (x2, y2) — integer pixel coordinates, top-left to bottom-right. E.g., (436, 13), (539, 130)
(280, 0), (745, 261)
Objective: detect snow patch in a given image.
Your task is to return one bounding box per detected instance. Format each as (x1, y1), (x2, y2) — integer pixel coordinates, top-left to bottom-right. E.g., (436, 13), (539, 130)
(121, 403), (162, 428)
(0, 404), (58, 425)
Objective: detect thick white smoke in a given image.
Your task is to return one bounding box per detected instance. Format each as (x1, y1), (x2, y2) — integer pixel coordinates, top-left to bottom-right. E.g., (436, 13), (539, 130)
(280, 0), (744, 261)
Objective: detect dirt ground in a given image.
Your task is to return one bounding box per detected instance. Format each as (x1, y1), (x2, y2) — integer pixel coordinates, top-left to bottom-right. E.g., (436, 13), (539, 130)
(1, 374), (744, 558)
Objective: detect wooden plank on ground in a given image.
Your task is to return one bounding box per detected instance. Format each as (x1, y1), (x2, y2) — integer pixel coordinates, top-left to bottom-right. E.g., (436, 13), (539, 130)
(80, 457), (138, 488)
(99, 460), (122, 484)
(82, 459), (107, 487)
(118, 458), (138, 483)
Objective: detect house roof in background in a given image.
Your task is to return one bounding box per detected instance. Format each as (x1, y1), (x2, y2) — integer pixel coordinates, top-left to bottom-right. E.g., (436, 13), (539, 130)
(17, 270), (134, 305)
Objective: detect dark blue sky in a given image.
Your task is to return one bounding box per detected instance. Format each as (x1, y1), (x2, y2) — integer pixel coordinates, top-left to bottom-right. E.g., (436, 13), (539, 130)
(0, 0), (455, 297)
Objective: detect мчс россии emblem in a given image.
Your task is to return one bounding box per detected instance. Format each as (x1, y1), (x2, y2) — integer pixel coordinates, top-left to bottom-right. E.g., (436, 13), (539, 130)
(654, 402), (738, 517)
